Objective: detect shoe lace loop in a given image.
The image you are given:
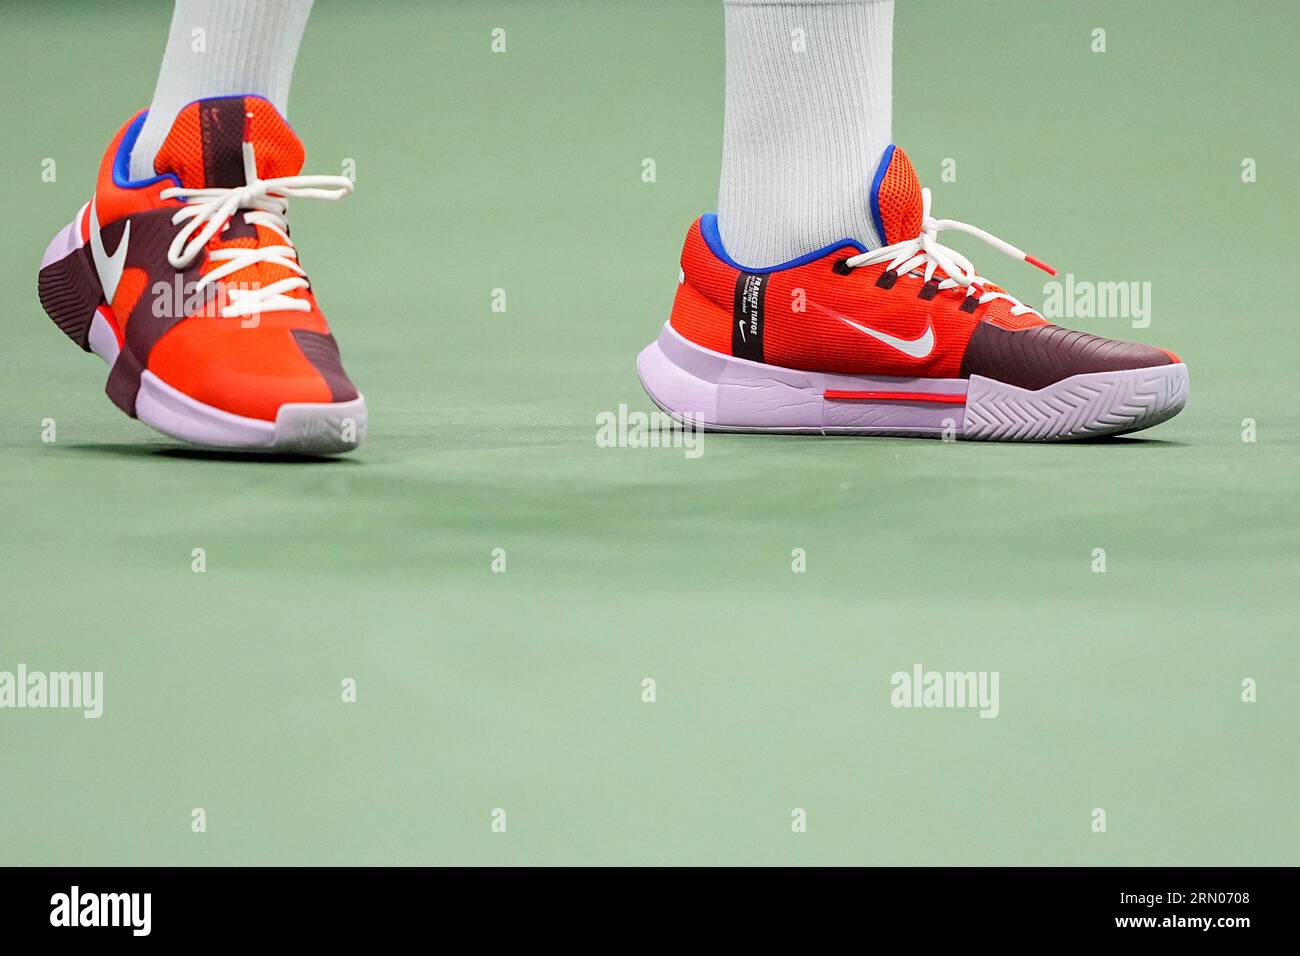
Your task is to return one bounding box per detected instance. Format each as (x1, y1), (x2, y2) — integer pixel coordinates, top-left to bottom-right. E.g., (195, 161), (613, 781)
(844, 188), (1056, 317)
(158, 143), (353, 318)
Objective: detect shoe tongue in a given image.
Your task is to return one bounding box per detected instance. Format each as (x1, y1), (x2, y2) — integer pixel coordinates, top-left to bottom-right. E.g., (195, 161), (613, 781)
(154, 95), (305, 189)
(869, 145), (924, 247)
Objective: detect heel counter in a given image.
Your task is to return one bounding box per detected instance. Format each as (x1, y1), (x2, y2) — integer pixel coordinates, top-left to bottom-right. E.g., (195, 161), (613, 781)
(669, 277), (732, 357)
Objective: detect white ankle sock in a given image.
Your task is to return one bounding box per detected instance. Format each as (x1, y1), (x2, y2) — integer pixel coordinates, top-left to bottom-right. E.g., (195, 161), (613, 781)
(129, 0), (315, 181)
(717, 0), (894, 268)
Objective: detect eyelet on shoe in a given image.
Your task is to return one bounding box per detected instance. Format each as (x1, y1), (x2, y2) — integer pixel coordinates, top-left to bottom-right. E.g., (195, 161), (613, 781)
(874, 269), (898, 290)
(959, 294), (980, 313)
(832, 258), (853, 275)
(918, 279), (941, 300)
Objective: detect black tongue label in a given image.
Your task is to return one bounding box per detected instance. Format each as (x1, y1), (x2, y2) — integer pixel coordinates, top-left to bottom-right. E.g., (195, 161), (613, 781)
(732, 272), (768, 362)
(199, 96), (248, 188)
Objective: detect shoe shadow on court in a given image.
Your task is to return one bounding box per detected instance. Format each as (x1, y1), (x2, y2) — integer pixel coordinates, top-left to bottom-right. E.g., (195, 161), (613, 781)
(61, 443), (361, 464)
(803, 434), (1186, 447)
(1059, 436), (1186, 446)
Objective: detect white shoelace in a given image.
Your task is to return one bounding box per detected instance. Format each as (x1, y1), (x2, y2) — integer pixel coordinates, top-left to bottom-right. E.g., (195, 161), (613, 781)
(159, 143), (353, 319)
(844, 187), (1056, 317)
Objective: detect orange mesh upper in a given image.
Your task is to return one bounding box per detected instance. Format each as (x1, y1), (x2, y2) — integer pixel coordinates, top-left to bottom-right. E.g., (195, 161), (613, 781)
(153, 98), (313, 309)
(875, 147), (923, 245)
(201, 223), (311, 307)
(149, 308), (334, 420)
(154, 96), (305, 188)
(93, 111), (173, 226)
(83, 99), (352, 420)
(241, 97), (305, 179)
(669, 217), (1049, 379)
(153, 104), (210, 188)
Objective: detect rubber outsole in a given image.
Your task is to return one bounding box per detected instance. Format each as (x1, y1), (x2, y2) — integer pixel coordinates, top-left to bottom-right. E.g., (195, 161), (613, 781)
(37, 210), (366, 455)
(636, 322), (1188, 442)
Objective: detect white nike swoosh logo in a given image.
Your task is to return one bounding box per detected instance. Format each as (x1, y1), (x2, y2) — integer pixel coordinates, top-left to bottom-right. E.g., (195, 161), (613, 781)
(89, 200), (129, 305)
(737, 318), (747, 342)
(819, 307), (935, 359)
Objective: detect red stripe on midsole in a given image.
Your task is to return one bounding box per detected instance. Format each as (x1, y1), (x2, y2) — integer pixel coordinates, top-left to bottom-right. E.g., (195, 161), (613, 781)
(823, 389), (967, 404)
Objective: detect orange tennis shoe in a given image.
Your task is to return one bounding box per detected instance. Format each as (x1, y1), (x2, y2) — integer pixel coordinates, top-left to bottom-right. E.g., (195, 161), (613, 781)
(638, 145), (1187, 440)
(37, 95), (365, 453)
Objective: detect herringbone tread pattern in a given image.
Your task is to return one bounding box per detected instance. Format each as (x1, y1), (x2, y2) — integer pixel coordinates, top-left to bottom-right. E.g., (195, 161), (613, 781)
(963, 364), (1188, 441)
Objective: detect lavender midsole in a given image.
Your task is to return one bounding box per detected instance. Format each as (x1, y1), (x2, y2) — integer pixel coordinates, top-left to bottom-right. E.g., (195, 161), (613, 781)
(41, 204), (88, 268)
(636, 322), (967, 435)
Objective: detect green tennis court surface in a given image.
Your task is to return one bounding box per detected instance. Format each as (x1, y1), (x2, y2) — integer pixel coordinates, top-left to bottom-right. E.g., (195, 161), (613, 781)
(1, 0), (1296, 865)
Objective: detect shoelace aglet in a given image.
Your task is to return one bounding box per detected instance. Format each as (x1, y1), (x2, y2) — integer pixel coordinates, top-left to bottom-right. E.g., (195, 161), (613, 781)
(1025, 254), (1057, 277)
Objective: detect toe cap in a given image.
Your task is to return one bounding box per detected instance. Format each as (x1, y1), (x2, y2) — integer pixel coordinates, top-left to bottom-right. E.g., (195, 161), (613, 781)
(148, 321), (357, 421)
(959, 323), (1178, 390)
